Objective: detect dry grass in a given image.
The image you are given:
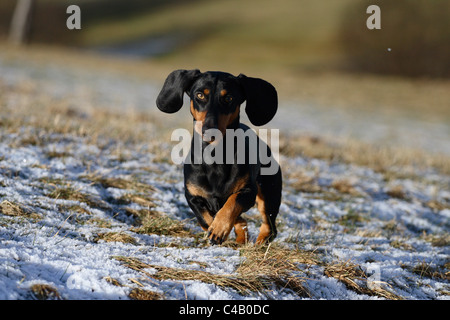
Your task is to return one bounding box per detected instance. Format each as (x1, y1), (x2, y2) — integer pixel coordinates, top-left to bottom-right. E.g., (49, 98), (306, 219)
(0, 200), (41, 220)
(84, 173), (158, 209)
(104, 276), (164, 300)
(46, 183), (109, 210)
(0, 80), (160, 150)
(425, 200), (450, 212)
(115, 256), (264, 297)
(331, 179), (361, 197)
(119, 195), (156, 208)
(338, 210), (368, 230)
(420, 232), (450, 248)
(85, 174), (156, 194)
(287, 171), (366, 203)
(115, 243), (315, 298)
(324, 260), (402, 300)
(235, 243), (316, 297)
(129, 208), (193, 238)
(0, 200), (27, 216)
(133, 215), (192, 238)
(280, 134), (450, 176)
(129, 288), (164, 300)
(386, 185), (408, 200)
(94, 232), (137, 245)
(29, 284), (62, 300)
(411, 262), (450, 281)
(289, 171), (322, 194)
(104, 276), (122, 287)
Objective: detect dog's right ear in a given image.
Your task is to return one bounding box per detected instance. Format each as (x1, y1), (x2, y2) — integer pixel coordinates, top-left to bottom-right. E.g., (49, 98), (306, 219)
(156, 69), (201, 113)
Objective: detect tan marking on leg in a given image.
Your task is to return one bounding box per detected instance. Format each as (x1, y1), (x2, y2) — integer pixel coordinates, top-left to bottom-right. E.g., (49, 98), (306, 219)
(255, 184), (271, 244)
(234, 216), (248, 244)
(230, 173), (249, 195)
(256, 223), (271, 245)
(186, 183), (213, 231)
(208, 193), (242, 244)
(186, 182), (209, 198)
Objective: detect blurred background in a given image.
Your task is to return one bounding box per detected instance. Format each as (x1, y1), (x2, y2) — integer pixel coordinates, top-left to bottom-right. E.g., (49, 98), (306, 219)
(1, 0), (449, 77)
(0, 0), (449, 155)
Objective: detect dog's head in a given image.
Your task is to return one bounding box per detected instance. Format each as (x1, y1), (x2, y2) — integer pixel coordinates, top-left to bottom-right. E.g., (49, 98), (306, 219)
(156, 69), (278, 141)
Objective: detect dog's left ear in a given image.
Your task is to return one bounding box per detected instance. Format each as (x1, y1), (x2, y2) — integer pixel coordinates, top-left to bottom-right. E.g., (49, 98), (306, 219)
(156, 69), (201, 113)
(237, 74), (278, 126)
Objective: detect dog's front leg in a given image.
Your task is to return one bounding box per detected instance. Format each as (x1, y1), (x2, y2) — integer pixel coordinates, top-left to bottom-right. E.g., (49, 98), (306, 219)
(207, 193), (241, 244)
(208, 187), (256, 245)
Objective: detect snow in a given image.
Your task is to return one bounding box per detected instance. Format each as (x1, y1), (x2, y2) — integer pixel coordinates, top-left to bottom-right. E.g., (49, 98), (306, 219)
(0, 52), (449, 300)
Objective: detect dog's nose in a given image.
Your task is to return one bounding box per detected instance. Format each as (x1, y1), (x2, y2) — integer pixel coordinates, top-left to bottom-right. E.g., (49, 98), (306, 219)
(201, 117), (221, 142)
(202, 118), (218, 134)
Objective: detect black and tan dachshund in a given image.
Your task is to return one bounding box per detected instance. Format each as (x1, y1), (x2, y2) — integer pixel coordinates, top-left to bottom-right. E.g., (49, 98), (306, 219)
(156, 69), (282, 245)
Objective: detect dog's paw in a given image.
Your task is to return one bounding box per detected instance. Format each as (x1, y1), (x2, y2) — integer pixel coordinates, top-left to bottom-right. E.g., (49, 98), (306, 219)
(207, 218), (233, 245)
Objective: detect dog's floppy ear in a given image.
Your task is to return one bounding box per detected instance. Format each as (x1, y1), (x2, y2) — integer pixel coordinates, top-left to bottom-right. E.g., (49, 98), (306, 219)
(156, 69), (201, 113)
(237, 74), (278, 126)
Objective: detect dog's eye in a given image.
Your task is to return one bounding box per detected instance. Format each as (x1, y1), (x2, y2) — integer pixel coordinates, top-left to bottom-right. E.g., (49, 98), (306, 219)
(196, 92), (206, 100)
(224, 95), (233, 103)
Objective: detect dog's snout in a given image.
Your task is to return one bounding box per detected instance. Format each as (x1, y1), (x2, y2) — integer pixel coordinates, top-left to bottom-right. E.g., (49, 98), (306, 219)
(201, 116), (222, 143)
(202, 117), (218, 133)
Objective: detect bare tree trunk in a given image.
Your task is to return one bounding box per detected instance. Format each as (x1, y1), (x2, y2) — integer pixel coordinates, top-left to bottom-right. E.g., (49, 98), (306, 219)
(9, 0), (35, 45)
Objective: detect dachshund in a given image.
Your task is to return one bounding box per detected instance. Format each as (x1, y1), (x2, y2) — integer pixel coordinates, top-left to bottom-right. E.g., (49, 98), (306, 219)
(156, 69), (282, 245)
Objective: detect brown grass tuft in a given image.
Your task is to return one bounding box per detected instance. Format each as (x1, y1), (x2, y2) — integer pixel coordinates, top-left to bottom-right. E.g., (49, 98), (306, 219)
(115, 256), (265, 296)
(115, 243), (315, 298)
(0, 200), (41, 219)
(412, 262), (449, 281)
(324, 260), (401, 300)
(46, 183), (109, 210)
(132, 210), (193, 238)
(84, 173), (157, 208)
(85, 174), (156, 194)
(29, 284), (62, 300)
(425, 200), (450, 212)
(289, 172), (322, 194)
(235, 243), (316, 297)
(331, 179), (361, 196)
(129, 288), (164, 300)
(94, 232), (137, 245)
(386, 185), (408, 200)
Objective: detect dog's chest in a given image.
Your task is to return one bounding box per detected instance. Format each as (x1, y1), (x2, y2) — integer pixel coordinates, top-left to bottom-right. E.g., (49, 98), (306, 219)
(202, 165), (238, 197)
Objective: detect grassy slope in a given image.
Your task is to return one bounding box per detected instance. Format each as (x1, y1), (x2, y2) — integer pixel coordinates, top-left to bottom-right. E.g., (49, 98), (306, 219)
(1, 65), (448, 299)
(1, 42), (449, 172)
(0, 43), (449, 299)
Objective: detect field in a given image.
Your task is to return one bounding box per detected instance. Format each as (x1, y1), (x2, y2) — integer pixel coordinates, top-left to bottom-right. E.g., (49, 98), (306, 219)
(0, 44), (449, 300)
